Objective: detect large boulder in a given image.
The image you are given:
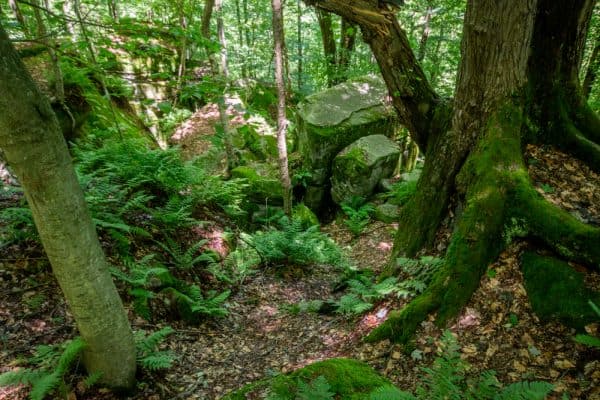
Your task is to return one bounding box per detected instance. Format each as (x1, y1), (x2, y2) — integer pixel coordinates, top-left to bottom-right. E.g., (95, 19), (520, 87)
(331, 135), (400, 204)
(296, 75), (398, 210)
(231, 163), (283, 206)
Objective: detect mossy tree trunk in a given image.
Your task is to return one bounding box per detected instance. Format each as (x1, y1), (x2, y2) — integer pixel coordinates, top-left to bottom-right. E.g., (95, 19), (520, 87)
(306, 0), (600, 343)
(0, 23), (137, 389)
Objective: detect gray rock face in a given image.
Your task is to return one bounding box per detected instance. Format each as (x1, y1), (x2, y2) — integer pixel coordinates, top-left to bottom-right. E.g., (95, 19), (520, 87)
(296, 75), (398, 210)
(331, 135), (400, 205)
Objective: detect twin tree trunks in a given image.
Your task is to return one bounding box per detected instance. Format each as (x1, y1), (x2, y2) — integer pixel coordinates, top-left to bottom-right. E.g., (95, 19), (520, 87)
(0, 25), (136, 389)
(305, 0), (600, 343)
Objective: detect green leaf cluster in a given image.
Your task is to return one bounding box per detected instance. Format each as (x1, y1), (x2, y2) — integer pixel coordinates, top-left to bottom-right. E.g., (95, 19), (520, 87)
(0, 338), (87, 400)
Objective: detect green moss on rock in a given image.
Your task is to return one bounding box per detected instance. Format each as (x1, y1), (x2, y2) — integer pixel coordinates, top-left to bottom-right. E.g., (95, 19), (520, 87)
(221, 358), (395, 400)
(330, 135), (400, 204)
(374, 203), (400, 223)
(293, 203), (320, 229)
(521, 252), (600, 330)
(297, 75), (399, 187)
(231, 164), (283, 205)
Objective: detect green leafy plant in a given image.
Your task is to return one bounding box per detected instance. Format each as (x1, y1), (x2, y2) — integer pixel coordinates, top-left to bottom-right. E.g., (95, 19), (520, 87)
(0, 337), (88, 400)
(244, 217), (347, 269)
(110, 254), (230, 321)
(369, 331), (553, 400)
(394, 256), (443, 298)
(155, 237), (218, 270)
(135, 326), (177, 371)
(267, 375), (335, 400)
(341, 196), (375, 236)
(574, 300), (600, 348)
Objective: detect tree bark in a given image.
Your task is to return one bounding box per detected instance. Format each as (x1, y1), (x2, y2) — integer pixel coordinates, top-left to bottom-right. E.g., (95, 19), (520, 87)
(305, 0), (444, 152)
(583, 36), (600, 99)
(297, 0), (303, 91)
(0, 23), (136, 389)
(272, 0), (293, 216)
(307, 0), (600, 345)
(316, 8), (337, 87)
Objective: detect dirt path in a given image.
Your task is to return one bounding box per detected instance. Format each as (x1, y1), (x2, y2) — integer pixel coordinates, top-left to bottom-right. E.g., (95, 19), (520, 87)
(1, 145), (599, 400)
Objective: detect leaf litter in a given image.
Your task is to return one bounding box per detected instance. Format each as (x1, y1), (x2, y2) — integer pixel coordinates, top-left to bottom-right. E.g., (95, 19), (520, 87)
(0, 144), (599, 399)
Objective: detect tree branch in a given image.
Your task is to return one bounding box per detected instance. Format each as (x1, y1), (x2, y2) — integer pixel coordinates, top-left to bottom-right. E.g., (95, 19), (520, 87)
(304, 0), (444, 151)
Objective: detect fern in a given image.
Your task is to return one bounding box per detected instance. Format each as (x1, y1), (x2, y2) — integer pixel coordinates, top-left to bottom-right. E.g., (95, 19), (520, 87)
(135, 327), (176, 371)
(0, 337), (86, 400)
(155, 237), (217, 270)
(246, 217), (347, 268)
(573, 300), (600, 349)
(400, 331), (553, 400)
(296, 376), (335, 400)
(494, 381), (553, 400)
(369, 386), (416, 400)
(341, 196), (375, 236)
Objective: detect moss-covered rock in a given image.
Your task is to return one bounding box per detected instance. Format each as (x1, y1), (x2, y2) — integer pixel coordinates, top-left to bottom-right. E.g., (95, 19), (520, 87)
(231, 163), (283, 205)
(293, 203), (320, 228)
(331, 135), (400, 204)
(521, 252), (600, 330)
(374, 203), (400, 223)
(297, 75), (399, 210)
(221, 358), (396, 400)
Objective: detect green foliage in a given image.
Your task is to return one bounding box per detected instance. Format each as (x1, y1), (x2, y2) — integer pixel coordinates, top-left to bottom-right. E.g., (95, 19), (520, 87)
(135, 327), (176, 371)
(0, 337), (86, 400)
(574, 301), (600, 349)
(268, 375), (335, 400)
(385, 180), (418, 207)
(369, 331), (553, 400)
(341, 197), (375, 236)
(394, 256), (443, 298)
(155, 237), (218, 270)
(335, 276), (399, 316)
(243, 217), (347, 269)
(111, 254), (230, 321)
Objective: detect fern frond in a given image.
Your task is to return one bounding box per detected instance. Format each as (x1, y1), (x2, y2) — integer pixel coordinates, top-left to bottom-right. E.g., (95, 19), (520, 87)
(494, 381), (553, 400)
(369, 386), (416, 400)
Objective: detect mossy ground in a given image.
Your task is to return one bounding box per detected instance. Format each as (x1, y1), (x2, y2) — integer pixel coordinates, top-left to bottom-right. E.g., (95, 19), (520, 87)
(521, 252), (600, 330)
(221, 358), (395, 400)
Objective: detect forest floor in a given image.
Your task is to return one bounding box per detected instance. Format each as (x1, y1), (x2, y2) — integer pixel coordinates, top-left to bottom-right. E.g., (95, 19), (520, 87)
(1, 136), (600, 399)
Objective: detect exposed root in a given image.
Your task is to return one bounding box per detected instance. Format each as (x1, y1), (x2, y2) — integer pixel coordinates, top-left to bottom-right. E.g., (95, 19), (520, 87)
(512, 177), (600, 268)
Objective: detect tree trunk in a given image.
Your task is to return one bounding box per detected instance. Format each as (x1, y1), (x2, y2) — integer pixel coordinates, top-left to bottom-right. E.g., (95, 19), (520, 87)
(9, 0), (28, 35)
(305, 0), (600, 345)
(527, 0), (600, 172)
(272, 0), (293, 216)
(337, 18), (357, 81)
(583, 36), (600, 99)
(0, 23), (136, 389)
(316, 9), (337, 87)
(417, 1), (433, 63)
(214, 0), (236, 173)
(297, 0), (303, 91)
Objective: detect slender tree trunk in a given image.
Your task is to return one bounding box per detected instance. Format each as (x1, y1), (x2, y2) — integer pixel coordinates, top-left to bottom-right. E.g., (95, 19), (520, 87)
(107, 0), (118, 21)
(9, 0), (28, 34)
(0, 23), (136, 389)
(73, 0), (123, 138)
(272, 0), (293, 216)
(316, 9), (337, 87)
(297, 0), (303, 91)
(337, 17), (357, 82)
(417, 1), (433, 63)
(583, 36), (600, 98)
(175, 0), (188, 100)
(213, 0), (235, 173)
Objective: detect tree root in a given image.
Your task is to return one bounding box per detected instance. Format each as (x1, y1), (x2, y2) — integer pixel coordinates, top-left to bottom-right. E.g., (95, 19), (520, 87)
(512, 177), (600, 268)
(367, 104), (600, 344)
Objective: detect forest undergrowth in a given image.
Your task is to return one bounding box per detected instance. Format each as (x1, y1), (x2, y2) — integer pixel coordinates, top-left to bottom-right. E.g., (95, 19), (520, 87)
(1, 132), (600, 399)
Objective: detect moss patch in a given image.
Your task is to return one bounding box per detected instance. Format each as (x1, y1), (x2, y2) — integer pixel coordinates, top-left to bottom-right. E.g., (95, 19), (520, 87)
(521, 252), (600, 330)
(221, 358), (395, 399)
